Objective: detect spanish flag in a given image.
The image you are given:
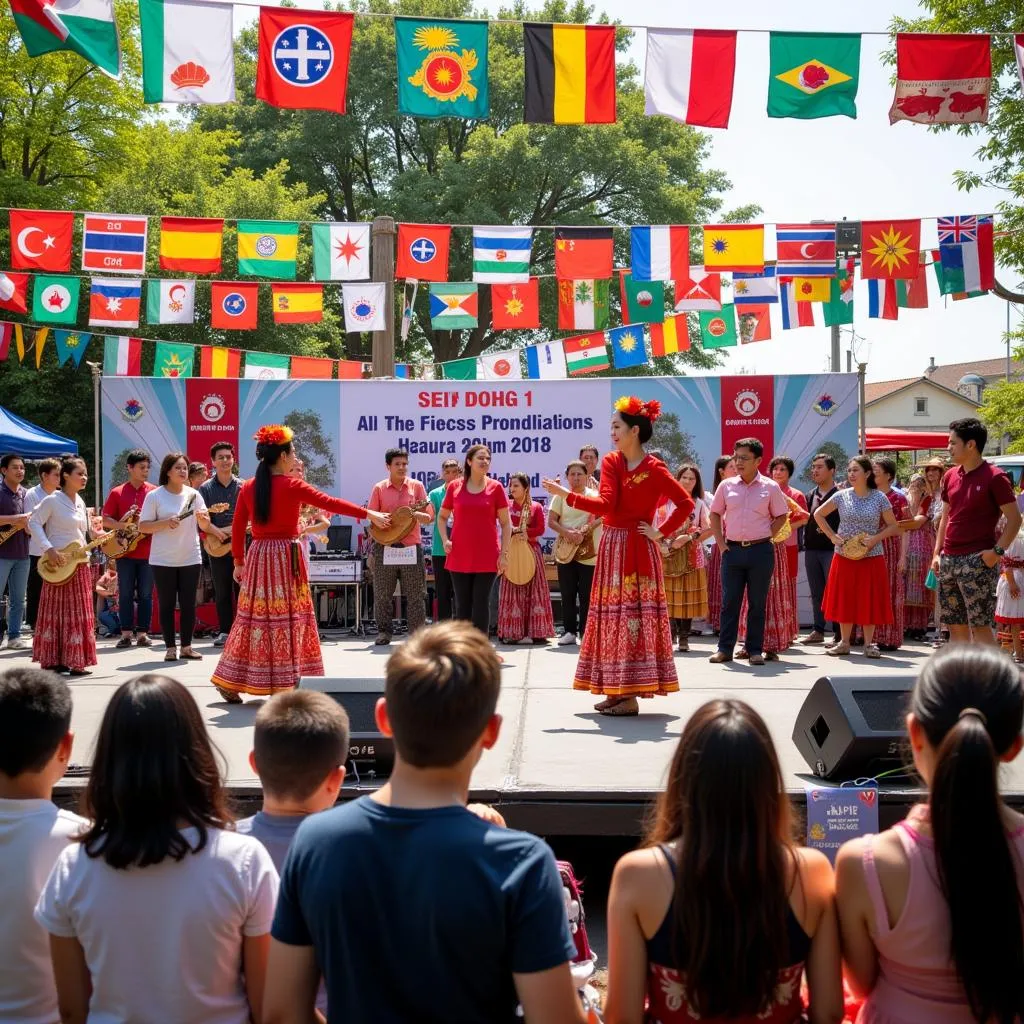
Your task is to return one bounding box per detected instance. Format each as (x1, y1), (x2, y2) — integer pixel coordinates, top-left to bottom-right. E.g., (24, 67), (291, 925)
(200, 345), (241, 378)
(159, 217), (224, 274)
(702, 224), (765, 273)
(524, 23), (616, 124)
(271, 283), (324, 324)
(649, 313), (689, 355)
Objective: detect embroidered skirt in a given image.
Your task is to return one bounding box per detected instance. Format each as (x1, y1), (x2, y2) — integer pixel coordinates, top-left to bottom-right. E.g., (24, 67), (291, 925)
(497, 544), (555, 641)
(665, 567), (708, 620)
(211, 539), (322, 697)
(33, 564), (97, 672)
(823, 554), (894, 626)
(707, 544), (723, 630)
(873, 535), (905, 648)
(738, 544), (796, 653)
(573, 526), (678, 698)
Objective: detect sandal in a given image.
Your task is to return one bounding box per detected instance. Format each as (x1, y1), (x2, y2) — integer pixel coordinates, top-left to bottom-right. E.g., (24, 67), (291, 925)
(593, 696), (617, 711)
(164, 648), (178, 662)
(826, 643), (851, 656)
(735, 648), (750, 660)
(213, 683), (243, 704)
(599, 697), (639, 717)
(677, 638), (690, 652)
(180, 649), (203, 660)
(135, 635), (152, 647)
(864, 643), (882, 659)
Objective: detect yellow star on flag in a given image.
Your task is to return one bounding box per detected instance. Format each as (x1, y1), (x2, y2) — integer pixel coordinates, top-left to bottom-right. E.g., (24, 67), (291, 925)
(863, 220), (921, 279)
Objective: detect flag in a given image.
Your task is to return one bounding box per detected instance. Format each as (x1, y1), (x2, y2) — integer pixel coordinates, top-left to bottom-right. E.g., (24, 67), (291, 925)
(335, 360), (368, 380)
(868, 280), (899, 320)
(9, 210), (74, 271)
(703, 224), (764, 273)
(899, 255), (930, 309)
(472, 227), (532, 283)
(492, 280), (540, 329)
(158, 216), (224, 273)
(890, 33), (991, 126)
(563, 333), (609, 375)
(780, 279), (815, 329)
(554, 226), (614, 279)
(630, 225), (689, 282)
(823, 264), (855, 326)
(33, 275), (80, 325)
(396, 223), (450, 281)
(54, 331), (91, 368)
(526, 341), (567, 379)
(0, 273), (29, 314)
(792, 277), (830, 303)
(33, 328), (49, 369)
(644, 28), (736, 129)
(442, 357), (478, 380)
(674, 268), (721, 311)
(523, 23), (615, 124)
(200, 345), (241, 378)
(237, 220), (299, 278)
(290, 356), (333, 379)
(429, 283), (478, 329)
(272, 283), (323, 324)
(737, 304), (771, 343)
(256, 8), (354, 114)
(244, 352), (290, 380)
(342, 282), (388, 332)
(775, 223), (837, 276)
(0, 323), (14, 361)
(478, 350), (523, 380)
(699, 304), (737, 348)
(89, 278), (141, 328)
(609, 325), (648, 369)
(82, 213), (147, 273)
(1016, 35), (1024, 94)
(558, 279), (609, 331)
(732, 268), (778, 305)
(619, 271), (665, 324)
(312, 222), (370, 280)
(210, 281), (259, 330)
(395, 17), (489, 119)
(140, 0), (234, 103)
(861, 220), (922, 280)
(9, 0), (120, 77)
(649, 314), (689, 355)
(103, 336), (142, 376)
(937, 215), (995, 293)
(146, 279), (195, 324)
(767, 33), (861, 119)
(153, 341), (194, 378)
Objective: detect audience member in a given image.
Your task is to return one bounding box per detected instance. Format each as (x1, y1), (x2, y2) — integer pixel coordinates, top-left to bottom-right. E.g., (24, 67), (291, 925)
(604, 698), (842, 1023)
(94, 560), (120, 638)
(263, 621), (584, 1024)
(836, 645), (1024, 1021)
(0, 668), (85, 1024)
(35, 674), (278, 1024)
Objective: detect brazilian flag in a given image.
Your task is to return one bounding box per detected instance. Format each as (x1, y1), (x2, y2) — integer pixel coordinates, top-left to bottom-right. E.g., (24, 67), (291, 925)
(767, 33), (861, 120)
(395, 17), (489, 119)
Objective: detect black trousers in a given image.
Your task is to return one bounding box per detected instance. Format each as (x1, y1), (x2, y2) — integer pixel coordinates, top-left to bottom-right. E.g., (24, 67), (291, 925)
(152, 564), (201, 648)
(556, 560), (595, 637)
(450, 571), (496, 635)
(433, 554), (454, 621)
(718, 541), (775, 656)
(208, 552), (238, 635)
(26, 555), (42, 628)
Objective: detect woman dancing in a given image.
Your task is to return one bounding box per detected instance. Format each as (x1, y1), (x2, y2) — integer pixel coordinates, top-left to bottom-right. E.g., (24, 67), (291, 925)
(542, 396), (694, 716)
(212, 425), (389, 702)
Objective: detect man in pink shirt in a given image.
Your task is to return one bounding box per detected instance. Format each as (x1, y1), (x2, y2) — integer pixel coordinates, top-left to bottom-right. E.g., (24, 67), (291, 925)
(708, 438), (790, 665)
(367, 448), (433, 645)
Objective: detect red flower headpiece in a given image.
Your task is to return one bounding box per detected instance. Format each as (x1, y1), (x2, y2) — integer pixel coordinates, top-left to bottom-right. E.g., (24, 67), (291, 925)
(253, 424), (294, 446)
(614, 395), (662, 423)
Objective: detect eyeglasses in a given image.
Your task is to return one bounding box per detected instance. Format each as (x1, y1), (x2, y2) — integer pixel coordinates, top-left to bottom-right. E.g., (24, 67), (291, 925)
(733, 454), (755, 463)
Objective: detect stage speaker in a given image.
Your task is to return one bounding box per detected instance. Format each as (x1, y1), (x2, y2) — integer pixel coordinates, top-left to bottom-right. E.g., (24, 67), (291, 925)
(792, 674), (913, 781)
(298, 677), (394, 780)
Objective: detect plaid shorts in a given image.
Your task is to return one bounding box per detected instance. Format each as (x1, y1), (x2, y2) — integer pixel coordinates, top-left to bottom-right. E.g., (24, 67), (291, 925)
(938, 552), (999, 628)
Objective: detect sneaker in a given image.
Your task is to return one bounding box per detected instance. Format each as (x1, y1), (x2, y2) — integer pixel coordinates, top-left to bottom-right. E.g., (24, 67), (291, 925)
(374, 633), (391, 645)
(135, 635), (152, 647)
(558, 632), (577, 646)
(800, 631), (825, 645)
(115, 635), (133, 649)
(5, 637), (28, 651)
(213, 632), (228, 647)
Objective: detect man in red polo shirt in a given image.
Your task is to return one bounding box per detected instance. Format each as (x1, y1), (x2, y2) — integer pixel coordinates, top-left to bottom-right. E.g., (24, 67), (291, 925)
(101, 450), (155, 648)
(932, 417), (1021, 644)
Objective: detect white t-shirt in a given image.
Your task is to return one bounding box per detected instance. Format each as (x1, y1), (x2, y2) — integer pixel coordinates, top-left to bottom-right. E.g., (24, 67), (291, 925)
(139, 486), (207, 567)
(35, 826), (278, 1024)
(24, 484), (56, 557)
(0, 797), (87, 1024)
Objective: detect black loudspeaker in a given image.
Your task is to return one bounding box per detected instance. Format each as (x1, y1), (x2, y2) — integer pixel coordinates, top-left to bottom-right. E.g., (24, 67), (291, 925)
(298, 677), (394, 780)
(792, 674), (914, 781)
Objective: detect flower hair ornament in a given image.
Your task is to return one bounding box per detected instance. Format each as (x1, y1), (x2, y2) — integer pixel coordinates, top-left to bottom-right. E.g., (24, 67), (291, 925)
(614, 396), (662, 423)
(253, 424), (294, 447)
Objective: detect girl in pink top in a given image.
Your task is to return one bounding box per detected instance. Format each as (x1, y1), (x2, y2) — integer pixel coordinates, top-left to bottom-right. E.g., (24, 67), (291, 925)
(836, 645), (1024, 1023)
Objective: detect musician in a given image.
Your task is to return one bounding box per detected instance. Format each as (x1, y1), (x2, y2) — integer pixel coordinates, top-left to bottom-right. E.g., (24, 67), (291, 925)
(427, 458), (462, 622)
(548, 459), (601, 647)
(367, 448), (433, 646)
(29, 457), (97, 675)
(101, 449), (155, 649)
(199, 441), (241, 646)
(24, 457), (60, 631)
(290, 457), (330, 577)
(580, 444), (601, 489)
(0, 453), (31, 650)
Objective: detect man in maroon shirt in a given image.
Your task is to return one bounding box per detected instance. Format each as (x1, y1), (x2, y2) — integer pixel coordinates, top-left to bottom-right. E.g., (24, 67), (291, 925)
(931, 418), (1021, 644)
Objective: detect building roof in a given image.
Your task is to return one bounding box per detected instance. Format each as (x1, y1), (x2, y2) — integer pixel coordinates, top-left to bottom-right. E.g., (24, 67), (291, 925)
(864, 375), (979, 407)
(925, 357), (1024, 391)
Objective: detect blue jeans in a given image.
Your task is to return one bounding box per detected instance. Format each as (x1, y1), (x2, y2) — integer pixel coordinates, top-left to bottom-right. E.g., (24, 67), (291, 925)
(718, 541), (775, 656)
(0, 557), (30, 638)
(97, 600), (121, 636)
(116, 558), (153, 635)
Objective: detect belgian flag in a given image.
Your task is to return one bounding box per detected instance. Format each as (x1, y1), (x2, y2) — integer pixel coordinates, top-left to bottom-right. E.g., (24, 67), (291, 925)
(524, 23), (616, 124)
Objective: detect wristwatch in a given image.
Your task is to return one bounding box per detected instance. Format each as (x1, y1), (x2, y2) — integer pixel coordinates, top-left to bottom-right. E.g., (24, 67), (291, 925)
(994, 544), (1005, 556)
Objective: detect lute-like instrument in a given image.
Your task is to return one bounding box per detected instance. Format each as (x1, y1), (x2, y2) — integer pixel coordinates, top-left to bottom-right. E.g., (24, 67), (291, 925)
(504, 497), (537, 586)
(0, 520), (27, 546)
(553, 519), (597, 564)
(370, 498), (429, 545)
(100, 503), (141, 559)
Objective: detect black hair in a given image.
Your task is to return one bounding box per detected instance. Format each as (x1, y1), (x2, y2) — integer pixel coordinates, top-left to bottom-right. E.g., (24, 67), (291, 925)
(59, 457), (85, 491)
(811, 452), (836, 471)
(0, 668), (72, 776)
(125, 449), (151, 468)
(734, 437), (763, 458)
(616, 410), (654, 444)
(949, 417), (988, 453)
(872, 456), (897, 483)
(157, 452), (189, 487)
(385, 448), (409, 466)
(0, 453), (23, 472)
(579, 444), (600, 458)
(712, 455), (733, 491)
(769, 456), (794, 477)
(849, 455), (877, 488)
(676, 463), (704, 501)
(209, 441), (234, 460)
(254, 438), (295, 524)
(463, 444), (490, 480)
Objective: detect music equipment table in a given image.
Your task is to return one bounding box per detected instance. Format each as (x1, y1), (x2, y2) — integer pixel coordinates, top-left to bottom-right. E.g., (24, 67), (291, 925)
(309, 555), (365, 633)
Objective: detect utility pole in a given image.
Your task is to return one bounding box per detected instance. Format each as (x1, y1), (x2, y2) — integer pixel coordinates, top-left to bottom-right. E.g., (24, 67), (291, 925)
(371, 216), (396, 378)
(817, 218), (861, 372)
(88, 361), (102, 508)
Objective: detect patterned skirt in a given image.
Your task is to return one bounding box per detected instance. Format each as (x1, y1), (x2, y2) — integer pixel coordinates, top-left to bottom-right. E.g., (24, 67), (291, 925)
(574, 526), (678, 698)
(873, 534), (905, 648)
(212, 539), (322, 697)
(33, 564), (97, 671)
(665, 567), (708, 620)
(498, 544), (555, 641)
(905, 523), (934, 630)
(707, 544), (723, 630)
(738, 544), (795, 653)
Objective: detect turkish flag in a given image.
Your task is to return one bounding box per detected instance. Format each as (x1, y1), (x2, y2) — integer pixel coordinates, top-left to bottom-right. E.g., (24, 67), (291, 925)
(861, 220), (922, 280)
(9, 210), (74, 271)
(211, 282), (260, 330)
(492, 279), (539, 329)
(396, 223), (450, 281)
(0, 272), (29, 314)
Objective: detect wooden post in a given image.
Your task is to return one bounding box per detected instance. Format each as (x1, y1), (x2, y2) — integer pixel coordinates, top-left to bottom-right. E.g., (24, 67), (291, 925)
(371, 216), (396, 378)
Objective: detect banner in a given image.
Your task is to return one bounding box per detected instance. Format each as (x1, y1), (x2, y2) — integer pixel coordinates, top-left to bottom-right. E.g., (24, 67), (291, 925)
(185, 377), (239, 467)
(720, 374), (775, 465)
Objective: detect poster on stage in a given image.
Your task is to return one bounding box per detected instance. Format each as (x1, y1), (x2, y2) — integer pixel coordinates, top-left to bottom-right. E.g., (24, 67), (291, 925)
(805, 784), (880, 864)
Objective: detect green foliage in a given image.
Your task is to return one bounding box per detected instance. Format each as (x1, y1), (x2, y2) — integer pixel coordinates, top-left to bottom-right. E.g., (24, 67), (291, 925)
(283, 409), (337, 487)
(799, 441), (850, 489)
(650, 411), (696, 470)
(980, 378), (1024, 452)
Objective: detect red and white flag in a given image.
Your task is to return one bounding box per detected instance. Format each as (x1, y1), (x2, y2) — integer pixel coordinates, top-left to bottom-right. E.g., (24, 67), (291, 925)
(9, 210), (74, 271)
(889, 33), (991, 125)
(1015, 35), (1024, 93)
(644, 28), (736, 129)
(673, 268), (721, 311)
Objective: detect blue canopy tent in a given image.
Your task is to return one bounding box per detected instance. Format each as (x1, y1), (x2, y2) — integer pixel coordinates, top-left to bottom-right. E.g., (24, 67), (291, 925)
(0, 405), (78, 458)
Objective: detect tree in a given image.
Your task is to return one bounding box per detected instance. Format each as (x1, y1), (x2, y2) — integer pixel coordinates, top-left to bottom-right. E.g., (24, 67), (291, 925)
(980, 379), (1024, 453)
(650, 412), (696, 470)
(799, 441), (849, 489)
(283, 409), (337, 488)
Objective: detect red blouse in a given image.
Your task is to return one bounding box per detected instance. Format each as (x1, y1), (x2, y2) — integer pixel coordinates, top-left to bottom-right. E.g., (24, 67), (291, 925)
(232, 475), (367, 566)
(510, 499), (545, 546)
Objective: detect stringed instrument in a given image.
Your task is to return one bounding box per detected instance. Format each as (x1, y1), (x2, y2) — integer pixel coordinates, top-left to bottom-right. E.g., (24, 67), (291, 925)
(504, 497), (537, 586)
(100, 503), (141, 559)
(554, 520), (597, 564)
(370, 498), (429, 546)
(0, 520), (27, 546)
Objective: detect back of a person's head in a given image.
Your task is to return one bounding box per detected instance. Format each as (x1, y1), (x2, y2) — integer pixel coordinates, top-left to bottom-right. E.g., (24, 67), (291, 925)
(80, 674), (230, 869)
(253, 690), (350, 801)
(0, 668), (72, 778)
(385, 621), (500, 768)
(645, 699), (794, 1018)
(912, 645), (1024, 1022)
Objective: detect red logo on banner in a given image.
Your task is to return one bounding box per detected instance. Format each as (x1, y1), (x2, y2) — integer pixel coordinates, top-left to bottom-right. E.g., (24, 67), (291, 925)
(185, 378), (239, 467)
(720, 375), (774, 466)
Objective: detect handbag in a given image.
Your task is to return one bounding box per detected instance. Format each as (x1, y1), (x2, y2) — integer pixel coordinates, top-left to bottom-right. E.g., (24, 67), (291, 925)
(925, 568), (938, 591)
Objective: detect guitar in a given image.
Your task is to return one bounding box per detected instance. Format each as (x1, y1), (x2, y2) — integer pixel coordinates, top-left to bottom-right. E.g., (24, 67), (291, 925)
(370, 498), (429, 545)
(100, 503), (141, 559)
(553, 519), (597, 564)
(0, 519), (27, 546)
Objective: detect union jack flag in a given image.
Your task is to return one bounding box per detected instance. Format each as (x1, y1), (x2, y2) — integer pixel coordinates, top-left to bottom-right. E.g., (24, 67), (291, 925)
(937, 215), (992, 245)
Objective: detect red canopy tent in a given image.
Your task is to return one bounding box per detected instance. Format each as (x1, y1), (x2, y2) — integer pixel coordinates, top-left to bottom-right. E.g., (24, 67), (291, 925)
(864, 428), (949, 452)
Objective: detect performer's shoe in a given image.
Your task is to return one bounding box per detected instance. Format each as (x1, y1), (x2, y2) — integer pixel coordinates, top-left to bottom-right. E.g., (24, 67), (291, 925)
(708, 651), (732, 664)
(213, 683), (243, 704)
(558, 632), (577, 646)
(375, 633), (391, 645)
(115, 635), (133, 649)
(800, 631), (825, 645)
(748, 654), (766, 666)
(735, 648), (750, 659)
(214, 632), (228, 647)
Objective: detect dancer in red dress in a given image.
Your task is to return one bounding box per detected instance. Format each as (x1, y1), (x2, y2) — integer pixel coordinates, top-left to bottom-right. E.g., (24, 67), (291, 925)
(542, 397), (694, 716)
(212, 425), (390, 702)
(706, 455), (736, 633)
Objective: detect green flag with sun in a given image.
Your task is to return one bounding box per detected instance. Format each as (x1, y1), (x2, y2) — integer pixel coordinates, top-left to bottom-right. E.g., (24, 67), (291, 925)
(395, 18), (489, 119)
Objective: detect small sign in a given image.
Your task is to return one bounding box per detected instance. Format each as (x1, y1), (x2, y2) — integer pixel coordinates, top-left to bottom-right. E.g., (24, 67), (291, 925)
(804, 784), (879, 864)
(383, 544), (418, 566)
